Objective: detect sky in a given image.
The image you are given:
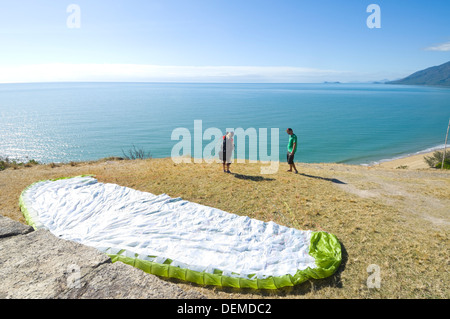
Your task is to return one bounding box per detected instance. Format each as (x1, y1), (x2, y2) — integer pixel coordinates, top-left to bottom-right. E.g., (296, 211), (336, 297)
(0, 0), (449, 83)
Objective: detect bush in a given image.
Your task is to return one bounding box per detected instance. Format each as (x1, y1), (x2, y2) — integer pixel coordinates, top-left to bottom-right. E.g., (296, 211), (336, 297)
(121, 145), (152, 160)
(0, 158), (7, 171)
(0, 156), (40, 171)
(438, 161), (450, 169)
(424, 151), (450, 169)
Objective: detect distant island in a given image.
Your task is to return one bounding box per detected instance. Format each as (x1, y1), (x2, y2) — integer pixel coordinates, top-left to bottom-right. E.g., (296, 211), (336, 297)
(387, 60), (450, 87)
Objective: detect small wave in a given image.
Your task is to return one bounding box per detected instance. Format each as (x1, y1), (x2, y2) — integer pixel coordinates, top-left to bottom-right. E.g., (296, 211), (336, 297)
(368, 144), (446, 166)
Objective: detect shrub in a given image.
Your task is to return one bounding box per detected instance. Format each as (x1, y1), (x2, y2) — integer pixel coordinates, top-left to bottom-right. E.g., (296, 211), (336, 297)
(0, 158), (7, 171)
(0, 156), (40, 171)
(121, 145), (152, 160)
(424, 151), (450, 169)
(27, 159), (40, 165)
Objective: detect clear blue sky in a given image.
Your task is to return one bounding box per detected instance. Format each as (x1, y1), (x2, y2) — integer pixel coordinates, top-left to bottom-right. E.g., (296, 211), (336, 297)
(0, 0), (449, 82)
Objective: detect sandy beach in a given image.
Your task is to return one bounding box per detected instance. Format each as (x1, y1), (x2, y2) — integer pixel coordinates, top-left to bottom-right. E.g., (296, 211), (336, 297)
(374, 148), (447, 169)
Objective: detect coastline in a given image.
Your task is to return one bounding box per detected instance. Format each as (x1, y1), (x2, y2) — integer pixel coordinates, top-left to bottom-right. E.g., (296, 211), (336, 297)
(372, 147), (446, 169)
(1, 140), (447, 170)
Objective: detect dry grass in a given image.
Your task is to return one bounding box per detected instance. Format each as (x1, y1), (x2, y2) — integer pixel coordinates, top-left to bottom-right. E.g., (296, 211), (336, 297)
(0, 157), (449, 299)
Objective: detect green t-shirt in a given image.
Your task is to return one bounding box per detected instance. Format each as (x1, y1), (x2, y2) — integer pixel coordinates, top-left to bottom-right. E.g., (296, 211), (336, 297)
(287, 134), (298, 154)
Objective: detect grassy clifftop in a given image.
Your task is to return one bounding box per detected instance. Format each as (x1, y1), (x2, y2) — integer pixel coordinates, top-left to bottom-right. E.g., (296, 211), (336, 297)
(0, 158), (448, 298)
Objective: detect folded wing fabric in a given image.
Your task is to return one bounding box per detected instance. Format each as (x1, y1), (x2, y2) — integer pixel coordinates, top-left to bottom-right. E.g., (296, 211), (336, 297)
(19, 176), (341, 289)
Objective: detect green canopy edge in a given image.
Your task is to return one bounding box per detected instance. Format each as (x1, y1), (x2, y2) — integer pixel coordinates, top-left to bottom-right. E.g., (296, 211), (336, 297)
(107, 231), (341, 289)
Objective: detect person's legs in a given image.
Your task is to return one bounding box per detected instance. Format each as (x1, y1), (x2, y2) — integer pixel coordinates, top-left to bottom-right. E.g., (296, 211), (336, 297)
(290, 163), (298, 173)
(226, 163), (231, 173)
(287, 152), (298, 173)
(287, 152), (292, 171)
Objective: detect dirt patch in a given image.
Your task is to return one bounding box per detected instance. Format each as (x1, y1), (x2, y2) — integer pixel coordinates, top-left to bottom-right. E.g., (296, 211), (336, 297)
(332, 166), (450, 228)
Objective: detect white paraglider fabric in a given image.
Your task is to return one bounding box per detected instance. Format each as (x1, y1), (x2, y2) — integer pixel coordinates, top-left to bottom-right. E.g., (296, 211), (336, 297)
(20, 176), (317, 279)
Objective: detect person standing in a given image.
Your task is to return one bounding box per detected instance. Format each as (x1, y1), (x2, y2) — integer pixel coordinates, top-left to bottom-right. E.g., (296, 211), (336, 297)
(219, 131), (235, 173)
(286, 128), (298, 173)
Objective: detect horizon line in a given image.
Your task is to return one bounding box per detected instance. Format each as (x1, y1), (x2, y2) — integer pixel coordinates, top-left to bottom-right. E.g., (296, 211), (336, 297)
(0, 63), (401, 84)
(0, 80), (394, 85)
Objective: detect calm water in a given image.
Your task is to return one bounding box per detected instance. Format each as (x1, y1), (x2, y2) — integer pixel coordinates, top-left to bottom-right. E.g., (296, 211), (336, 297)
(0, 82), (449, 165)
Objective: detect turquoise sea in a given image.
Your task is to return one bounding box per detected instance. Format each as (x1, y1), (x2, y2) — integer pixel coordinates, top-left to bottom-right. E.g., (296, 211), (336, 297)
(0, 82), (449, 165)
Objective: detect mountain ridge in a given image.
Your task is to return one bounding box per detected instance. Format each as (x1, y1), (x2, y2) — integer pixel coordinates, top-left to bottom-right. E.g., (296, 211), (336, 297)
(387, 61), (450, 87)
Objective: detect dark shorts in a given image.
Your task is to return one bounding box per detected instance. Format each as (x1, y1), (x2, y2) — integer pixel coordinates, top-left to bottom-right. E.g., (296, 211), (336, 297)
(287, 152), (295, 164)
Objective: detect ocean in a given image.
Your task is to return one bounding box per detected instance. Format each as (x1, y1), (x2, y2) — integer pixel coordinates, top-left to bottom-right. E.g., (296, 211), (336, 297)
(0, 82), (449, 165)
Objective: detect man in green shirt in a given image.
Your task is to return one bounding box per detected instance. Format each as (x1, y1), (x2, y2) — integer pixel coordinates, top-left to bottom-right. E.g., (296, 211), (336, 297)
(286, 128), (298, 173)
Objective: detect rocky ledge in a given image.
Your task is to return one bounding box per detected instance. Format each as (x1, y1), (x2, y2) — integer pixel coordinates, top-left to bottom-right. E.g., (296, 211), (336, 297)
(0, 215), (205, 299)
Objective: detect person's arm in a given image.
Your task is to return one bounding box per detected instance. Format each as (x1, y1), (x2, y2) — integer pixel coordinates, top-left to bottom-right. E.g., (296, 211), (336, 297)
(292, 142), (297, 154)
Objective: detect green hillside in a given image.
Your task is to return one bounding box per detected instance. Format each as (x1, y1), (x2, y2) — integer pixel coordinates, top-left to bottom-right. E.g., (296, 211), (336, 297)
(388, 61), (450, 87)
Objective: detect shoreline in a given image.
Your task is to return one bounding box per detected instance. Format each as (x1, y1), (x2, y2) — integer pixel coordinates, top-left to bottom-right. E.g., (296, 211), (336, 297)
(2, 144), (447, 170)
(371, 147), (446, 169)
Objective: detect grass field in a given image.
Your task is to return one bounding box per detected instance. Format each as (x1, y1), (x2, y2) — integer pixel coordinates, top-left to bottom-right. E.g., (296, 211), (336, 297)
(0, 157), (448, 299)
